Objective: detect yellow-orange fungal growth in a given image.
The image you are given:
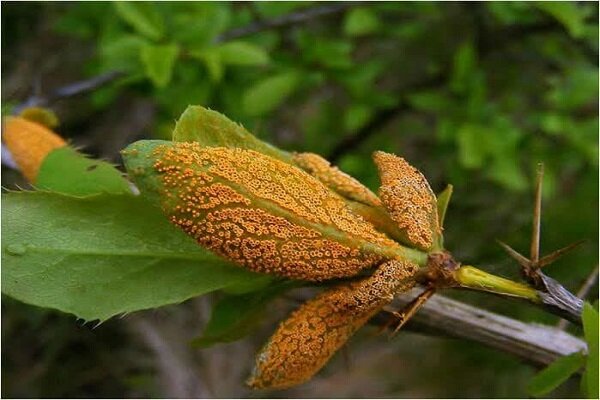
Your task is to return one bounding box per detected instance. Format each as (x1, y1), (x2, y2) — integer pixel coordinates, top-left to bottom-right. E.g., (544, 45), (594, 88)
(2, 116), (66, 183)
(293, 152), (382, 207)
(247, 259), (418, 390)
(151, 142), (400, 281)
(373, 151), (439, 250)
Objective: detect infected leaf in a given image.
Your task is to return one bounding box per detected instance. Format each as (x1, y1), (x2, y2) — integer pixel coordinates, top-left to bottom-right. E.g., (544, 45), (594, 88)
(122, 141), (423, 281)
(1, 116), (66, 183)
(373, 151), (439, 250)
(293, 152), (381, 207)
(247, 259), (418, 389)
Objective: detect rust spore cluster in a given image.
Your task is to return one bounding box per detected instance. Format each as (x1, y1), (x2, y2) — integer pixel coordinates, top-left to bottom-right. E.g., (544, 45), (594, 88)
(373, 151), (440, 250)
(123, 134), (441, 390)
(150, 142), (398, 281)
(293, 151), (382, 207)
(247, 259), (418, 389)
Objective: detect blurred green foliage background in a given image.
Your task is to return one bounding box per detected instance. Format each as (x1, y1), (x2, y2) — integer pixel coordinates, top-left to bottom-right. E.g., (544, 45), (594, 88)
(2, 2), (598, 398)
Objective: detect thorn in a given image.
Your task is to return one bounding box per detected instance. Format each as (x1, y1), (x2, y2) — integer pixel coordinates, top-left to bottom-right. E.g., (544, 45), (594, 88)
(496, 240), (530, 268)
(530, 163), (544, 264)
(389, 287), (436, 338)
(539, 240), (586, 268)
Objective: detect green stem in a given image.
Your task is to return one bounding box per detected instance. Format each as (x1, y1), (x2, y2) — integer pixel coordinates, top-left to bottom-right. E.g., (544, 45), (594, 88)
(454, 265), (541, 302)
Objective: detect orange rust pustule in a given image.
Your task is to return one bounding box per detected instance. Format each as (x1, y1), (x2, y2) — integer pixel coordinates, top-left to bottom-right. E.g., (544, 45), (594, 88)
(2, 116), (66, 183)
(152, 143), (398, 281)
(293, 152), (382, 207)
(373, 151), (439, 250)
(247, 259), (418, 390)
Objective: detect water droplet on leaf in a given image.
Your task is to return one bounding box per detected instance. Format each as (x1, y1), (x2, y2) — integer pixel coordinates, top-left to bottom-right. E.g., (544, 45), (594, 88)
(5, 244), (26, 256)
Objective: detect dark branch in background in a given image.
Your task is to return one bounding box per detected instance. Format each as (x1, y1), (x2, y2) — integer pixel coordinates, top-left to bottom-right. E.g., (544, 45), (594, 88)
(215, 2), (362, 42)
(14, 71), (125, 114)
(327, 15), (599, 162)
(13, 2), (363, 113)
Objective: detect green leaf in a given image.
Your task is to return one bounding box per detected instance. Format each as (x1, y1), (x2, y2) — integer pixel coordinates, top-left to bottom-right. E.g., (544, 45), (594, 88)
(344, 104), (374, 132)
(191, 283), (290, 348)
(218, 41), (270, 66)
(99, 34), (149, 73)
(527, 352), (586, 397)
(242, 72), (300, 116)
(436, 184), (453, 228)
(408, 91), (453, 114)
(534, 2), (587, 39)
(451, 42), (477, 94)
(457, 124), (486, 169)
(140, 43), (180, 88)
(582, 302), (599, 398)
(172, 105), (293, 163)
(488, 154), (528, 192)
(37, 147), (132, 196)
(344, 7), (380, 36)
(190, 49), (223, 83)
(113, 2), (164, 41)
(1, 192), (264, 321)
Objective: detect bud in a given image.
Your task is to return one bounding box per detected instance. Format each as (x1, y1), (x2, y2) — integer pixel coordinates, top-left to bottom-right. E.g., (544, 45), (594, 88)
(2, 116), (66, 183)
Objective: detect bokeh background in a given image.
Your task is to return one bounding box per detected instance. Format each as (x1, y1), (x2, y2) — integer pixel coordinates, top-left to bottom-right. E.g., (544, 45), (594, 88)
(2, 2), (598, 398)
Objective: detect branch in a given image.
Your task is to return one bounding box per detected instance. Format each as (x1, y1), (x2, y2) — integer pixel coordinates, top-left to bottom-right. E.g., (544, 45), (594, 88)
(13, 3), (361, 112)
(327, 18), (594, 162)
(14, 71), (125, 113)
(127, 315), (211, 398)
(374, 288), (587, 367)
(215, 2), (362, 43)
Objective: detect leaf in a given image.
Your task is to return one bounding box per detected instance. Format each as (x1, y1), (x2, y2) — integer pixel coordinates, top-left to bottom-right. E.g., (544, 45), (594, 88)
(582, 302), (599, 398)
(172, 105), (293, 163)
(436, 184), (453, 229)
(457, 123), (486, 169)
(534, 2), (586, 39)
(191, 283), (290, 348)
(99, 34), (149, 73)
(169, 106), (404, 244)
(190, 49), (223, 83)
(344, 104), (374, 132)
(19, 107), (60, 129)
(218, 41), (270, 66)
(487, 154), (528, 192)
(373, 151), (439, 250)
(344, 7), (380, 36)
(450, 42), (477, 94)
(527, 352), (586, 397)
(37, 147), (132, 196)
(1, 192), (264, 321)
(242, 72), (300, 116)
(113, 2), (164, 41)
(140, 43), (180, 88)
(123, 141), (416, 281)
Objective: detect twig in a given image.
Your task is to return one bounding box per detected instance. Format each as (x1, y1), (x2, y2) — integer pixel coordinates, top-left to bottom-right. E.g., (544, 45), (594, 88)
(291, 286), (586, 368)
(328, 72), (446, 163)
(13, 3), (361, 112)
(14, 71), (125, 114)
(379, 289), (587, 366)
(215, 2), (362, 43)
(127, 315), (210, 398)
(557, 265), (599, 330)
(327, 18), (594, 162)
